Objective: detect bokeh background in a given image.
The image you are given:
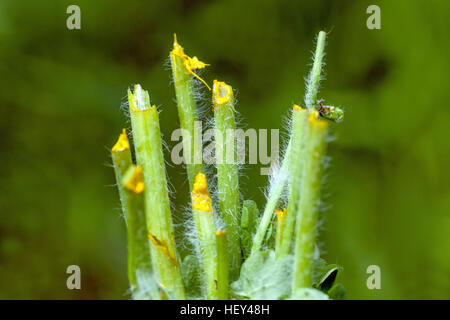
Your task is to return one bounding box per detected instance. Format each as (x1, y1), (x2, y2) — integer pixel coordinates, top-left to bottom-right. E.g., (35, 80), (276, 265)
(0, 0), (449, 299)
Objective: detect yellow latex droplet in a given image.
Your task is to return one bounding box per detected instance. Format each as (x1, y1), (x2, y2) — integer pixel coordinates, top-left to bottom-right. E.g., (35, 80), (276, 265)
(187, 56), (208, 70)
(171, 34), (211, 90)
(112, 129), (130, 152)
(191, 172), (213, 212)
(308, 109), (328, 128)
(212, 80), (234, 111)
(124, 166), (145, 194)
(293, 104), (305, 111)
(275, 208), (287, 222)
(216, 230), (226, 237)
(309, 109), (319, 121)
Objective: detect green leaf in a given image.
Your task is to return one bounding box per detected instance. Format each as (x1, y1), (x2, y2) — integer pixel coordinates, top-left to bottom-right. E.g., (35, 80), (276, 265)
(231, 250), (293, 300)
(290, 288), (329, 300)
(327, 283), (346, 300)
(312, 258), (343, 292)
(240, 200), (259, 259)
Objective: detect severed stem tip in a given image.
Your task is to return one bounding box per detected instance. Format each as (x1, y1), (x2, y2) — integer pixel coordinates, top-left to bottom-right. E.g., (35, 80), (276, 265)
(212, 80), (234, 110)
(112, 129), (130, 152)
(191, 172), (212, 212)
(128, 84), (153, 111)
(123, 166), (145, 194)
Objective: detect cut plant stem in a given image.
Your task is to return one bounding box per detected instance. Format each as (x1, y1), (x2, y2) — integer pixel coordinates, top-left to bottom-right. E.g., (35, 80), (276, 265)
(128, 84), (185, 299)
(121, 166), (160, 299)
(252, 30), (328, 254)
(240, 200), (260, 259)
(191, 172), (220, 300)
(111, 131), (158, 299)
(252, 141), (291, 253)
(170, 34), (207, 189)
(216, 230), (229, 299)
(277, 105), (309, 258)
(305, 31), (326, 109)
(293, 110), (328, 290)
(275, 208), (287, 253)
(111, 129), (133, 222)
(213, 80), (241, 280)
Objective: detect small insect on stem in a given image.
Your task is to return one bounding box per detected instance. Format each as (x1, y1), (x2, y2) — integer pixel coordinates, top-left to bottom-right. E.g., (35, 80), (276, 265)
(317, 99), (344, 123)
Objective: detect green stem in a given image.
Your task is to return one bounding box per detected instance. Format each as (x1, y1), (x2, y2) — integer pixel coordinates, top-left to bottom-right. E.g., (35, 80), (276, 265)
(111, 131), (158, 299)
(191, 172), (219, 300)
(111, 129), (133, 222)
(277, 107), (309, 257)
(240, 200), (260, 259)
(121, 166), (160, 299)
(305, 31), (344, 122)
(274, 208), (286, 254)
(216, 230), (229, 299)
(305, 31), (326, 109)
(252, 31), (327, 255)
(213, 80), (241, 280)
(128, 84), (185, 299)
(293, 111), (328, 290)
(170, 35), (206, 189)
(252, 140), (291, 253)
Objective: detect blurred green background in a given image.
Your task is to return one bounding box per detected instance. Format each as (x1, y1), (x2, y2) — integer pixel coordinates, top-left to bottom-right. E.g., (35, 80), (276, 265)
(0, 0), (449, 299)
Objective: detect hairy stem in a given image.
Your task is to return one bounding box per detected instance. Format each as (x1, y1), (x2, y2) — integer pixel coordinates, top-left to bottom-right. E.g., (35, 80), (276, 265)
(128, 84), (185, 299)
(277, 106), (309, 257)
(170, 35), (207, 189)
(111, 131), (158, 299)
(111, 129), (134, 222)
(213, 80), (241, 280)
(252, 30), (328, 254)
(305, 31), (326, 109)
(293, 111), (328, 290)
(191, 172), (219, 300)
(240, 200), (259, 259)
(216, 230), (229, 299)
(121, 166), (160, 299)
(274, 208), (286, 254)
(252, 142), (291, 253)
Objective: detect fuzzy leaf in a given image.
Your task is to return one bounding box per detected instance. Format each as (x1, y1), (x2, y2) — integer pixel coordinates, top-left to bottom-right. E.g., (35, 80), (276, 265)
(231, 250), (292, 300)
